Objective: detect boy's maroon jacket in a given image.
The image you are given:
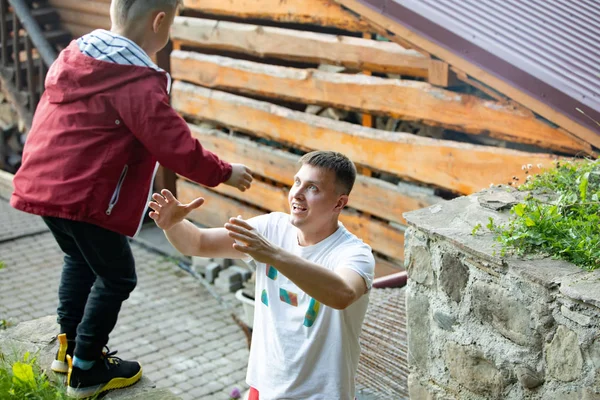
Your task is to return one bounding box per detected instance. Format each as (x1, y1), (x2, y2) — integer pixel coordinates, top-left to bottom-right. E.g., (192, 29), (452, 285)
(11, 42), (232, 237)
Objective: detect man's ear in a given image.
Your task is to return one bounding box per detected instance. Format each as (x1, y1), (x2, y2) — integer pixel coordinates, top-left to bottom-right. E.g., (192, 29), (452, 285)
(334, 195), (349, 212)
(152, 11), (166, 33)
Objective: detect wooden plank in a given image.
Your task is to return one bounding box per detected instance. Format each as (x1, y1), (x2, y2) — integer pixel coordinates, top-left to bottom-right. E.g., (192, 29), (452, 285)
(182, 0), (370, 32)
(178, 178), (405, 260)
(171, 17), (430, 77)
(188, 125), (442, 225)
(177, 179), (262, 228)
(334, 0), (600, 150)
(56, 9), (110, 30)
(60, 22), (95, 38)
(48, 0), (110, 16)
(170, 51), (591, 155)
(428, 60), (450, 87)
(172, 81), (563, 195)
(374, 256), (403, 279)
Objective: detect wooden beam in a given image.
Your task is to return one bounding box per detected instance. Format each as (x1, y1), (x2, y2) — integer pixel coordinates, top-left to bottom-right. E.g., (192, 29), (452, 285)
(60, 22), (95, 38)
(182, 0), (370, 32)
(170, 51), (591, 155)
(373, 256), (404, 279)
(178, 179), (262, 228)
(55, 9), (110, 30)
(170, 17), (430, 77)
(48, 0), (110, 16)
(178, 179), (405, 261)
(334, 0), (600, 150)
(428, 60), (450, 87)
(188, 125), (442, 225)
(171, 81), (562, 194)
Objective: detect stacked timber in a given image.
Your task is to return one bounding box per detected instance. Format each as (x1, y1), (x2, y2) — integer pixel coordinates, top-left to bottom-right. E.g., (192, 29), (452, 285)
(45, 0), (594, 277)
(168, 0), (593, 277)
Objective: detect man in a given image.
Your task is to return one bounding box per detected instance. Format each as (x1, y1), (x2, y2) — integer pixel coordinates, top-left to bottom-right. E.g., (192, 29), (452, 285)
(149, 151), (374, 399)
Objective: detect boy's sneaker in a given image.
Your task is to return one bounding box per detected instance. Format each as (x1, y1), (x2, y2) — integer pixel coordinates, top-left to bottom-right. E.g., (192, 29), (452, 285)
(66, 349), (142, 399)
(51, 333), (74, 373)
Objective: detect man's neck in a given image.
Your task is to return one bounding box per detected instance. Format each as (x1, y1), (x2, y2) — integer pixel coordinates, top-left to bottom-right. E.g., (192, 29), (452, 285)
(297, 219), (339, 247)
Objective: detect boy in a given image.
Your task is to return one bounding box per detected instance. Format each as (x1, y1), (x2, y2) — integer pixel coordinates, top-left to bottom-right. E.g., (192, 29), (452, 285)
(10, 0), (252, 397)
(149, 151), (375, 399)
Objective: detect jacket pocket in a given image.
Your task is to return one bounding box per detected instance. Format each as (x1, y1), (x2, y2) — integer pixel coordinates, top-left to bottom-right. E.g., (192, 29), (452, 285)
(106, 165), (128, 216)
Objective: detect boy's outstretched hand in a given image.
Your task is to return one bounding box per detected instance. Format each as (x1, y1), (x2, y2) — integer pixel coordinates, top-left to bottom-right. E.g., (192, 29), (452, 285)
(148, 189), (204, 231)
(225, 164), (253, 192)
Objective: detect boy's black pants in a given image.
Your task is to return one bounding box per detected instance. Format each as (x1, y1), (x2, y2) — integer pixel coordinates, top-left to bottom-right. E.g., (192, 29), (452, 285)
(43, 217), (137, 361)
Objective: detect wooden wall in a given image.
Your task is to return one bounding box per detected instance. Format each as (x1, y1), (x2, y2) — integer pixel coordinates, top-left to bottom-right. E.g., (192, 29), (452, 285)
(48, 0), (111, 36)
(50, 0), (592, 277)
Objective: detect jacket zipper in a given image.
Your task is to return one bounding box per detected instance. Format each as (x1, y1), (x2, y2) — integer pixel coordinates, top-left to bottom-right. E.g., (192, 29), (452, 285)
(106, 165), (128, 216)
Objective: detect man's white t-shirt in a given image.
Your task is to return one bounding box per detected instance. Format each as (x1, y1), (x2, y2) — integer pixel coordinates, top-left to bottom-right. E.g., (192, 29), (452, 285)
(245, 212), (375, 400)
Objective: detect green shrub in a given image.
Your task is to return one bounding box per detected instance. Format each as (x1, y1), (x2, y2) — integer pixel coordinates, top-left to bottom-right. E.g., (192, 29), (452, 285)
(487, 159), (599, 270)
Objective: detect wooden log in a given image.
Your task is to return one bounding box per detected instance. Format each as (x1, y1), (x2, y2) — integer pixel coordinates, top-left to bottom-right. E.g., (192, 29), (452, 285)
(188, 125), (441, 225)
(170, 17), (430, 77)
(178, 179), (262, 228)
(373, 257), (404, 279)
(181, 0), (370, 32)
(60, 22), (95, 38)
(172, 81), (562, 195)
(56, 9), (110, 30)
(334, 0), (600, 150)
(177, 179), (405, 260)
(170, 51), (590, 155)
(48, 0), (110, 16)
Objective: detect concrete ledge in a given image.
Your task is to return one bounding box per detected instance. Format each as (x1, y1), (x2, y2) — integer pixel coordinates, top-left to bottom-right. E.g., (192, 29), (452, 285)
(0, 316), (181, 400)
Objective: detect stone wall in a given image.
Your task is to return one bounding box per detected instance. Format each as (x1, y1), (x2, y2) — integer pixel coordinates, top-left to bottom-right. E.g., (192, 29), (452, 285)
(404, 187), (600, 400)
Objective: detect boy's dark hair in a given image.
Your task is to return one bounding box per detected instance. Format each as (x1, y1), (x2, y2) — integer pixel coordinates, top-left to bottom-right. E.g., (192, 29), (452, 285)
(299, 151), (357, 195)
(112, 0), (182, 27)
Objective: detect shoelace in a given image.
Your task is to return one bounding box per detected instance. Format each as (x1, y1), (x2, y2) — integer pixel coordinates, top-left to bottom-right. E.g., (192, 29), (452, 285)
(101, 347), (122, 368)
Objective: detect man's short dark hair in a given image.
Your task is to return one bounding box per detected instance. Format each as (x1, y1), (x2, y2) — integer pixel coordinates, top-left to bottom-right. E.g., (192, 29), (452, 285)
(299, 151), (357, 195)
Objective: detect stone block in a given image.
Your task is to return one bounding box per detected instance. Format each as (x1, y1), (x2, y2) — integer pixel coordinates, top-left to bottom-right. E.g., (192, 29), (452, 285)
(214, 268), (243, 292)
(230, 266), (252, 282)
(561, 305), (592, 326)
(472, 281), (537, 347)
(408, 373), (433, 400)
(515, 365), (544, 390)
(407, 245), (433, 286)
(433, 312), (456, 332)
(205, 263), (222, 284)
(407, 290), (430, 370)
(589, 337), (600, 369)
(546, 325), (583, 382)
(439, 254), (469, 304)
(444, 342), (506, 399)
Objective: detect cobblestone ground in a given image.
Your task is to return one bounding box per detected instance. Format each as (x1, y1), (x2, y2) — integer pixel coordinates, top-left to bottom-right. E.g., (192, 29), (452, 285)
(0, 201), (249, 400)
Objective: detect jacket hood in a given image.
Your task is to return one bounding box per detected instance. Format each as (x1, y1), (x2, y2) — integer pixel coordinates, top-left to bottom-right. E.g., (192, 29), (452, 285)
(45, 41), (164, 104)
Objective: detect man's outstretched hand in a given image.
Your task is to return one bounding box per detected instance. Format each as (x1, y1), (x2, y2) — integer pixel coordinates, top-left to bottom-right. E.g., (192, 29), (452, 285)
(225, 217), (280, 265)
(148, 189), (204, 231)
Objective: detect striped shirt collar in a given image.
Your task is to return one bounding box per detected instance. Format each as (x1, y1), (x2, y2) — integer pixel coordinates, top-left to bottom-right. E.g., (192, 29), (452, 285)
(77, 29), (171, 91)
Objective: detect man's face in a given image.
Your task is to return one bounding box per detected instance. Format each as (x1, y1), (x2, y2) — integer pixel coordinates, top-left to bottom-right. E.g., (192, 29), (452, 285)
(288, 164), (344, 230)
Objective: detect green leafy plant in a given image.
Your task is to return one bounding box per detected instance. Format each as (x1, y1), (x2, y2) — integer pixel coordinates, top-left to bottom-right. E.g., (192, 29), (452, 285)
(488, 159), (600, 270)
(0, 261), (6, 270)
(0, 351), (72, 399)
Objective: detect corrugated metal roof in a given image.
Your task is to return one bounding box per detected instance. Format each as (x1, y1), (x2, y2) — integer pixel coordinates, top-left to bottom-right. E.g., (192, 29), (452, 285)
(356, 0), (600, 138)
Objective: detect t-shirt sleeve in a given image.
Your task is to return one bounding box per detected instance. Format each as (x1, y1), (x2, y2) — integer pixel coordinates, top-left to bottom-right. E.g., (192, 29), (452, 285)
(336, 244), (376, 290)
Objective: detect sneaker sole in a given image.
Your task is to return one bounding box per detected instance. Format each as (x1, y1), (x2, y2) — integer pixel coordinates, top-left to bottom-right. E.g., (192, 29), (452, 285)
(51, 360), (69, 374)
(66, 366), (143, 399)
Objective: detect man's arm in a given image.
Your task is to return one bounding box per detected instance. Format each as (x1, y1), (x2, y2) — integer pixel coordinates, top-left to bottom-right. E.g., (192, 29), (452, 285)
(226, 218), (370, 310)
(270, 250), (368, 310)
(148, 189), (245, 259)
